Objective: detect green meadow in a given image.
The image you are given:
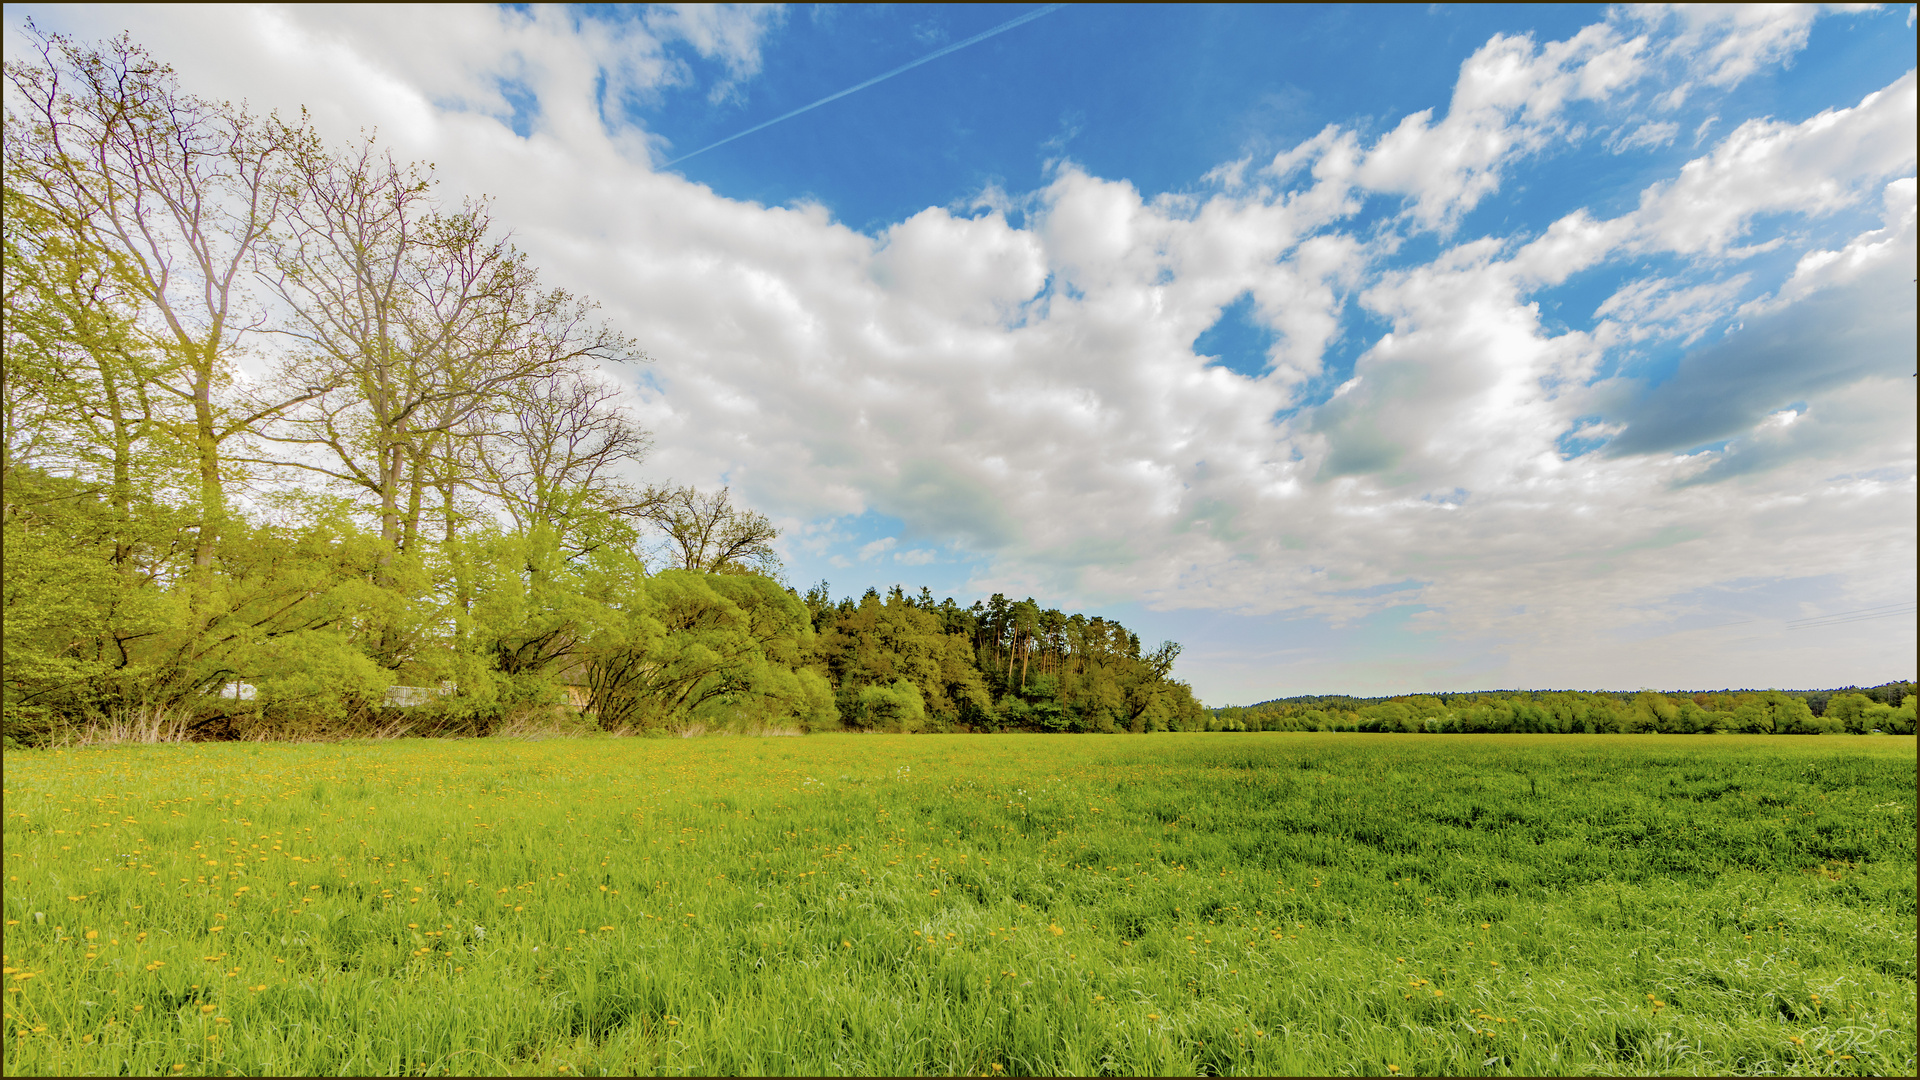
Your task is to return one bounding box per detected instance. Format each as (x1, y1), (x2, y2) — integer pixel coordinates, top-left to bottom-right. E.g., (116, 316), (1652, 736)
(3, 733), (1914, 1076)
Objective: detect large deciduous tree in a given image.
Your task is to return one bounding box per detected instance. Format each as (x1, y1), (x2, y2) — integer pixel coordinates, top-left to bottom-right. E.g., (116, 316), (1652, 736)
(259, 140), (639, 565)
(4, 28), (317, 569)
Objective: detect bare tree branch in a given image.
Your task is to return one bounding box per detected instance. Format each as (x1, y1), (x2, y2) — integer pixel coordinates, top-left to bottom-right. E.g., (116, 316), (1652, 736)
(642, 485), (781, 576)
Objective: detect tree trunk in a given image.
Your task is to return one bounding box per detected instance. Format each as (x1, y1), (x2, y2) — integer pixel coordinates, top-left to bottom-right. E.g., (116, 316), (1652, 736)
(192, 372), (222, 570)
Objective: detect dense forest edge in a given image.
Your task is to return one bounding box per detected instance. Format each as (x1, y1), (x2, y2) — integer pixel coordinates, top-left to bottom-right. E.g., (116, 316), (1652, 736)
(4, 32), (1912, 749)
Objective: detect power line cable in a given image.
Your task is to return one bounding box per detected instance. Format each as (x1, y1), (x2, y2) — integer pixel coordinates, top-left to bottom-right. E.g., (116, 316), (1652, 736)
(1786, 605), (1917, 630)
(1785, 601), (1919, 623)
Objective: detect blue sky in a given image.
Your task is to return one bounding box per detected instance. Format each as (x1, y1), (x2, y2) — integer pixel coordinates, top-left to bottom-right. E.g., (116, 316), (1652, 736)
(12, 3), (1915, 702)
(650, 6), (1598, 228)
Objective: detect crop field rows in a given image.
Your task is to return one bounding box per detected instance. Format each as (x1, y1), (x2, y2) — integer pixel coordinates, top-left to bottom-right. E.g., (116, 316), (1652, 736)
(3, 734), (1915, 1076)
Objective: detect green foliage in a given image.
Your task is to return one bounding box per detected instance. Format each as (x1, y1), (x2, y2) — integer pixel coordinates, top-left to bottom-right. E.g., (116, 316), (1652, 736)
(1882, 698), (1917, 736)
(580, 570), (833, 735)
(1, 467), (403, 739)
(815, 589), (989, 728)
(810, 587), (1199, 734)
(1826, 692), (1915, 735)
(855, 678), (928, 732)
(1211, 685), (1908, 738)
(1, 443), (1191, 744)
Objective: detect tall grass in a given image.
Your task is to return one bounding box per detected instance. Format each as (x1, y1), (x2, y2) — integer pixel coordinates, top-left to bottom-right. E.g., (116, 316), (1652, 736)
(3, 734), (1912, 1075)
(61, 707), (192, 747)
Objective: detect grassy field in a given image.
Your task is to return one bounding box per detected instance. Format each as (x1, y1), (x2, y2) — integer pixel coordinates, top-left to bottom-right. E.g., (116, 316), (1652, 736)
(3, 733), (1914, 1077)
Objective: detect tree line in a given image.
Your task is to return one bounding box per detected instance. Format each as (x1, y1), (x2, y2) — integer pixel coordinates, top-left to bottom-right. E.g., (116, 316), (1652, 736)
(1, 30), (1201, 745)
(801, 585), (1204, 734)
(1205, 683), (1917, 736)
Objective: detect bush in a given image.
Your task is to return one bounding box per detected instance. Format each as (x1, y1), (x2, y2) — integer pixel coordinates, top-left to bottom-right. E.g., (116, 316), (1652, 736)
(856, 679), (927, 733)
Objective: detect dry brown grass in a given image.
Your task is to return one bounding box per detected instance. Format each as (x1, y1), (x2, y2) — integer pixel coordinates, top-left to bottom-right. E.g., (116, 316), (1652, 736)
(60, 706), (190, 746)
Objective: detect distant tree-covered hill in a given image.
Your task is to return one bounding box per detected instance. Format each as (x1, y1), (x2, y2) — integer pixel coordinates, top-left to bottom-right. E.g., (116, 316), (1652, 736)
(1205, 683), (1916, 735)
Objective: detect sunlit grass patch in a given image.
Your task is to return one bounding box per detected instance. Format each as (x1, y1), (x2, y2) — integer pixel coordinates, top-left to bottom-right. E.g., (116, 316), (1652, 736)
(3, 734), (1913, 1075)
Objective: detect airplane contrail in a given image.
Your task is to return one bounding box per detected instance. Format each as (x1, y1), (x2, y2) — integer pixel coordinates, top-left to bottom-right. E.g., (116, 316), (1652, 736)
(661, 4), (1064, 168)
